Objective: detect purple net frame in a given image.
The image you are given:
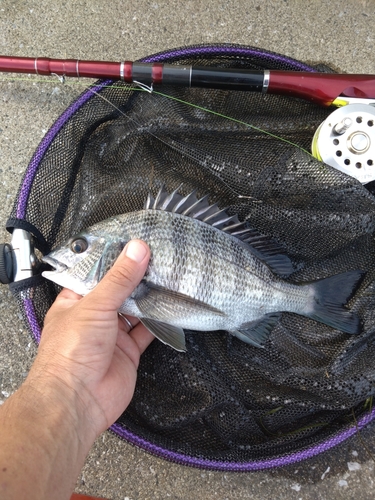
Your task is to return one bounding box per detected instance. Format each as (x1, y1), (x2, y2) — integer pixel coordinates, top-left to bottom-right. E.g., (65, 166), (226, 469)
(16, 44), (375, 471)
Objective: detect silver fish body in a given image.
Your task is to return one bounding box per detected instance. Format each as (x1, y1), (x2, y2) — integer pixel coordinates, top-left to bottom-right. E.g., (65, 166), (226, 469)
(116, 210), (307, 325)
(42, 188), (363, 351)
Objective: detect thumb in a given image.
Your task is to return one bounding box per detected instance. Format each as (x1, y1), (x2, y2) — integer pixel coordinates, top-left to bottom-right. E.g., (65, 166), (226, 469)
(86, 239), (150, 311)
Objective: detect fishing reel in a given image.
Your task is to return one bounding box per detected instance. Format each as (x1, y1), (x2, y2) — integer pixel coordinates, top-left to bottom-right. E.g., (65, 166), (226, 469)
(312, 102), (375, 184)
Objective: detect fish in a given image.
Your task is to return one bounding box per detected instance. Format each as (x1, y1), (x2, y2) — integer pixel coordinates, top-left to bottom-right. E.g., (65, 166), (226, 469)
(42, 186), (364, 352)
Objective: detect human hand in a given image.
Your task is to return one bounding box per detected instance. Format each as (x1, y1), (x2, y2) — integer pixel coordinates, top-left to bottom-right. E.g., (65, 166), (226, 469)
(27, 239), (153, 446)
(0, 240), (153, 499)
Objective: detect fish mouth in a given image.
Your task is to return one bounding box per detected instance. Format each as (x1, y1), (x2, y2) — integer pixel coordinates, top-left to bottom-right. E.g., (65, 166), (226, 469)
(42, 255), (68, 275)
(42, 254), (88, 295)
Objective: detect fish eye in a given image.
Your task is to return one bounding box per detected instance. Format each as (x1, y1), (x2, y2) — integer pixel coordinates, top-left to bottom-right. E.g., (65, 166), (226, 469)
(70, 237), (88, 254)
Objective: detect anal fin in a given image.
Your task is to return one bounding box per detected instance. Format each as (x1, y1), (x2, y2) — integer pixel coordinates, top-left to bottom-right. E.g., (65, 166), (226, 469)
(230, 313), (281, 348)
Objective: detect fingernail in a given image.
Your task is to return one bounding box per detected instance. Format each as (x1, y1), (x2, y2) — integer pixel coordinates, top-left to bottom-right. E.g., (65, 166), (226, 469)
(124, 240), (148, 263)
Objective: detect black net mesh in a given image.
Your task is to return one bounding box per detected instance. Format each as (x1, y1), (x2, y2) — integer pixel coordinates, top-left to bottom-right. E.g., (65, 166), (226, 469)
(7, 45), (375, 464)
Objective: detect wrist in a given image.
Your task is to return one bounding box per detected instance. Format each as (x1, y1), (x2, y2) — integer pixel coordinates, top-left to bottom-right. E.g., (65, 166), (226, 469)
(0, 377), (93, 500)
(24, 366), (98, 455)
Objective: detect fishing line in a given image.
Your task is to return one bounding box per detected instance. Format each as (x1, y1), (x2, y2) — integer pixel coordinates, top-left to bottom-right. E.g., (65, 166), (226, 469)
(87, 84), (315, 200)
(149, 88), (313, 157)
(0, 75), (312, 157)
(0, 74), (315, 200)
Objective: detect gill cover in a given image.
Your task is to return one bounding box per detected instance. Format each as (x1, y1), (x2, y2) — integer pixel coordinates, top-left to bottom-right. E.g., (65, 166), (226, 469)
(42, 235), (115, 295)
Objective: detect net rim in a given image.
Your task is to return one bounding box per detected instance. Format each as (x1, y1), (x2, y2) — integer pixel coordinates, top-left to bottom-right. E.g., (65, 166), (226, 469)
(16, 43), (374, 470)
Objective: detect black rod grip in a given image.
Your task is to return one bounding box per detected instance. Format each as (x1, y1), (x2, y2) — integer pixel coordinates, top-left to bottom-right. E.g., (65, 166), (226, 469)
(191, 67), (264, 91)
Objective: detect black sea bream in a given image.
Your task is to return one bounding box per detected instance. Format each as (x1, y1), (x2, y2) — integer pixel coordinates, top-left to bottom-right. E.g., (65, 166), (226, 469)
(42, 187), (363, 351)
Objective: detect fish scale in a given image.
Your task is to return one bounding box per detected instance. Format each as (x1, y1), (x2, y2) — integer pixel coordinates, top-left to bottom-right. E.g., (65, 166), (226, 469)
(42, 188), (364, 352)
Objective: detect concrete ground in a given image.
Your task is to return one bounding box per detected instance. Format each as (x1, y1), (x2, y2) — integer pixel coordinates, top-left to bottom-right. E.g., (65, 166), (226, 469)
(1, 0), (375, 498)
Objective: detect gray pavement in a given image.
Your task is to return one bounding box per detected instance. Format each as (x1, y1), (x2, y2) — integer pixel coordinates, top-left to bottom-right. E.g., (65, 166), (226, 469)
(1, 1), (375, 498)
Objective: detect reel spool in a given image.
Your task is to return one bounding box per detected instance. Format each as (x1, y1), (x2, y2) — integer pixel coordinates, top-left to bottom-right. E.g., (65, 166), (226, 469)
(312, 103), (375, 184)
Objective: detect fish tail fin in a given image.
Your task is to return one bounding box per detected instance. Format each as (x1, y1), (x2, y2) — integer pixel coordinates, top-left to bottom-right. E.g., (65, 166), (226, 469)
(307, 270), (364, 334)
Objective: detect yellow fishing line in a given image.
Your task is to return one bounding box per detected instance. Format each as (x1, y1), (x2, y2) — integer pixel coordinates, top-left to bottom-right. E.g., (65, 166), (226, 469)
(0, 75), (313, 157)
(150, 89), (313, 157)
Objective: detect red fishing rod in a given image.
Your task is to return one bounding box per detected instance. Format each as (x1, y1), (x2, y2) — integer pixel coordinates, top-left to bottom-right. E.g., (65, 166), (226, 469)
(1, 55), (375, 107)
(2, 55), (375, 184)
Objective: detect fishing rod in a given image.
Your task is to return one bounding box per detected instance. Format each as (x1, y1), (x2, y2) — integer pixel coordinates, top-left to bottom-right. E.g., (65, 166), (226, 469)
(2, 55), (375, 184)
(1, 55), (375, 107)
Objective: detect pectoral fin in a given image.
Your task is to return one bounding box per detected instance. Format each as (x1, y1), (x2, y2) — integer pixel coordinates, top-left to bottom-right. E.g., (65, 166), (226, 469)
(230, 313), (281, 348)
(135, 283), (225, 352)
(136, 283), (225, 320)
(140, 318), (186, 352)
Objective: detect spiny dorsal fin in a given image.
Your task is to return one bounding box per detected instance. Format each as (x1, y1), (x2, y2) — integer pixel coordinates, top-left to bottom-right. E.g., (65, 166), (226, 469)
(147, 185), (241, 226)
(146, 186), (294, 276)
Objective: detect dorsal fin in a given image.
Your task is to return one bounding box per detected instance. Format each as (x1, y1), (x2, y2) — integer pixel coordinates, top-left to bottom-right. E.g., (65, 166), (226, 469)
(147, 186), (241, 225)
(146, 186), (294, 276)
